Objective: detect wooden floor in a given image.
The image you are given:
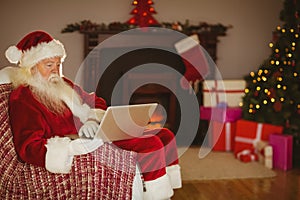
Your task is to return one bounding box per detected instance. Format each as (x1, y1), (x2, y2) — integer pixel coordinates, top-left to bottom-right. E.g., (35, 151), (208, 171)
(172, 167), (300, 200)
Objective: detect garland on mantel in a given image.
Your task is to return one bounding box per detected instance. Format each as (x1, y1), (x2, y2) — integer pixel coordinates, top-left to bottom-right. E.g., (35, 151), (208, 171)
(61, 20), (232, 35)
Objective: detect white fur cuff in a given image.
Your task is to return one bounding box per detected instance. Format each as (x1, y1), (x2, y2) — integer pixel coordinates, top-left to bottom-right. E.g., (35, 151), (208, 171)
(143, 174), (174, 200)
(166, 164), (182, 189)
(45, 136), (74, 174)
(88, 108), (106, 122)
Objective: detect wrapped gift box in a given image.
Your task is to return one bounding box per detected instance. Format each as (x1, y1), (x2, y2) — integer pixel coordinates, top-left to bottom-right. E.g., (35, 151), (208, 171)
(202, 80), (246, 107)
(234, 119), (283, 154)
(269, 134), (293, 171)
(255, 141), (273, 169)
(200, 106), (242, 122)
(212, 121), (236, 151)
(235, 149), (258, 163)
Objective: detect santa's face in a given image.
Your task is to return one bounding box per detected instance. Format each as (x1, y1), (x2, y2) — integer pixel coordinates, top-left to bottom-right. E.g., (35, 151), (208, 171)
(33, 57), (62, 83)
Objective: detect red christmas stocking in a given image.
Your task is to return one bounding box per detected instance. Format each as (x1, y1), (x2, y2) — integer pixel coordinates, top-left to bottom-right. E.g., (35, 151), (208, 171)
(175, 34), (210, 90)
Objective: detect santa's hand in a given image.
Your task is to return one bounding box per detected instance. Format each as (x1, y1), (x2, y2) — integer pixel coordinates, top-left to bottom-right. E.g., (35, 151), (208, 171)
(78, 120), (99, 138)
(68, 138), (103, 156)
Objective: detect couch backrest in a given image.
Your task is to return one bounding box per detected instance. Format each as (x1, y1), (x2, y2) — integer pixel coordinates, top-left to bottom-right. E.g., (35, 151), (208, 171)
(0, 83), (26, 194)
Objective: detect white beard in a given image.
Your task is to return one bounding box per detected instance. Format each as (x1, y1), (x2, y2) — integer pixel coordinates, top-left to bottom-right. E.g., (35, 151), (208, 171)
(28, 72), (82, 115)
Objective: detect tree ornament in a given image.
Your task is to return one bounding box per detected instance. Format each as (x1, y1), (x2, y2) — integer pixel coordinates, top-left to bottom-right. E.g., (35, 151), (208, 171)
(272, 31), (280, 42)
(273, 101), (282, 112)
(286, 119), (290, 128)
(273, 71), (282, 78)
(268, 88), (276, 98)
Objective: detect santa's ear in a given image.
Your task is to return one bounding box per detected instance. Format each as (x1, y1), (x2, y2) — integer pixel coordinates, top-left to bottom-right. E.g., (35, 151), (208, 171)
(30, 66), (37, 75)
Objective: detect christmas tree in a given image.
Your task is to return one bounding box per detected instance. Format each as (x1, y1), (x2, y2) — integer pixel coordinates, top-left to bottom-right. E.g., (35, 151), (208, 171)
(242, 0), (300, 136)
(127, 0), (160, 27)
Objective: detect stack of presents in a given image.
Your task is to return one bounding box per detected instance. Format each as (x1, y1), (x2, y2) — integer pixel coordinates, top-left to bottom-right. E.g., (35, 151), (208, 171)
(200, 80), (293, 171)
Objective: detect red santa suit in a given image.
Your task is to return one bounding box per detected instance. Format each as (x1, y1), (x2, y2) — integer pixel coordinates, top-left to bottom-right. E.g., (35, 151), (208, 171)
(9, 77), (181, 199)
(6, 30), (181, 200)
(9, 77), (105, 166)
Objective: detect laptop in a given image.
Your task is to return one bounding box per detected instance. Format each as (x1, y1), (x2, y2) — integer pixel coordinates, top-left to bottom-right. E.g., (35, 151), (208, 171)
(94, 103), (158, 142)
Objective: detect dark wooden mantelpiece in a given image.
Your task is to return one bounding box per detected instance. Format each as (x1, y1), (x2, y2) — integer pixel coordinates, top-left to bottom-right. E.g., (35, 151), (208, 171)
(82, 29), (226, 62)
(80, 28), (226, 91)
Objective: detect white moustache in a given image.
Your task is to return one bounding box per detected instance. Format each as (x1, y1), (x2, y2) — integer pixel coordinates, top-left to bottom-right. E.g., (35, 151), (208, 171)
(48, 74), (61, 83)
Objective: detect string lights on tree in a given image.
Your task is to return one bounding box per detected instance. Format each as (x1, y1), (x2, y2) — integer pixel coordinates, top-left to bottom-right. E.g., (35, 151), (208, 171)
(242, 0), (300, 134)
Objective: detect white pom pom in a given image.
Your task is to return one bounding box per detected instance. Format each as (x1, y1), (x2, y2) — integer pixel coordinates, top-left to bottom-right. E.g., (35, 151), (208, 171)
(5, 46), (22, 64)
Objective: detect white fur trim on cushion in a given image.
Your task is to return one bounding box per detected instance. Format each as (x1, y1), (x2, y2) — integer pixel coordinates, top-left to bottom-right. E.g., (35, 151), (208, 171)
(0, 67), (17, 84)
(19, 39), (66, 68)
(166, 164), (182, 189)
(45, 136), (74, 174)
(143, 174), (174, 200)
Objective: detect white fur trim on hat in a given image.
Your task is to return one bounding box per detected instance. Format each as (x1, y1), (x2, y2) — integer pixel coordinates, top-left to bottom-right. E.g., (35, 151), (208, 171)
(5, 46), (22, 64)
(19, 39), (66, 68)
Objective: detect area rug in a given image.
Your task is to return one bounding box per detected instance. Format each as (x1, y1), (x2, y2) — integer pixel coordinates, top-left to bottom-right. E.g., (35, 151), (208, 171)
(178, 147), (276, 181)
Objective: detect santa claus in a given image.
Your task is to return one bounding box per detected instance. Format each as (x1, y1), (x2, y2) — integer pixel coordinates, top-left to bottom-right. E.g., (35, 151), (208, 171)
(5, 30), (181, 200)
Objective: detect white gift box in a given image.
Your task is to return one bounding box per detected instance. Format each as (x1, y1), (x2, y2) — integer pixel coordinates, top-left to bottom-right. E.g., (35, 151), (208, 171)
(202, 80), (246, 107)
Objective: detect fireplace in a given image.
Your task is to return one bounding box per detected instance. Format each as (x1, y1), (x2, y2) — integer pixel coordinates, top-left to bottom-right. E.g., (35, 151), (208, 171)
(123, 72), (178, 131)
(82, 29), (225, 144)
(95, 48), (185, 132)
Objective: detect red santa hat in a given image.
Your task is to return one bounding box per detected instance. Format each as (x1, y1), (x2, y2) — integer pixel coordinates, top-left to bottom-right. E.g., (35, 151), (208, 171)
(5, 30), (66, 68)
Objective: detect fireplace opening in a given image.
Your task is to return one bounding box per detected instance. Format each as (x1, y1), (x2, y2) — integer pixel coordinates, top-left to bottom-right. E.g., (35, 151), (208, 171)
(130, 88), (172, 129)
(95, 48), (185, 132)
(123, 71), (179, 132)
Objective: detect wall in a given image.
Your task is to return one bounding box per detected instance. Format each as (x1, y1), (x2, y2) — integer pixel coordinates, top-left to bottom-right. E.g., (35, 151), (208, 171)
(0, 0), (283, 81)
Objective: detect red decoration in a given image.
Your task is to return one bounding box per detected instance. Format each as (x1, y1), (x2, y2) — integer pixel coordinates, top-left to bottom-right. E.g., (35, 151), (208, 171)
(286, 119), (290, 128)
(127, 0), (160, 27)
(272, 71), (282, 78)
(273, 101), (282, 112)
(268, 88), (276, 98)
(272, 32), (279, 42)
